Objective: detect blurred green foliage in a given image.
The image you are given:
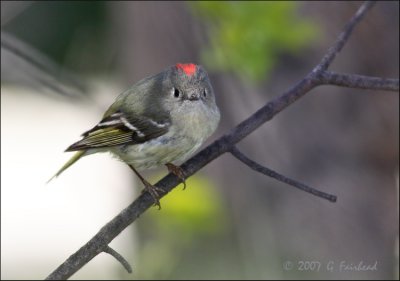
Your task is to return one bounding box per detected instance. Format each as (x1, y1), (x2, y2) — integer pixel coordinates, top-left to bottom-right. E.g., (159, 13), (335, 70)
(148, 174), (226, 241)
(191, 1), (318, 82)
(134, 174), (227, 279)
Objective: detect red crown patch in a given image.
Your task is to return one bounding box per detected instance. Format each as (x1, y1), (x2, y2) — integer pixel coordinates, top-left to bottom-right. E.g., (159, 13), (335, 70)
(176, 63), (196, 76)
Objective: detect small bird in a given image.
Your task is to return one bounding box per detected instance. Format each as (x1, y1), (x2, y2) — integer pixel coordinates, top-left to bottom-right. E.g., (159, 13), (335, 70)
(49, 63), (220, 208)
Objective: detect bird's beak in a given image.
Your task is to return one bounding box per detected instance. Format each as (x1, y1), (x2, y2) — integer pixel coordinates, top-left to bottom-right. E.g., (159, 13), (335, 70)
(187, 92), (200, 101)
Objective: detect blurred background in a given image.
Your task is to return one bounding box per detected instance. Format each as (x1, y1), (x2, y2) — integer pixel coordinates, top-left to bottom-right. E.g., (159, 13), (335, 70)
(1, 1), (399, 280)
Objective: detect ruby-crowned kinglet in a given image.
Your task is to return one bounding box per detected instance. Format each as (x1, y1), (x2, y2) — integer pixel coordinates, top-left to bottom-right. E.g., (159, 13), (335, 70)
(49, 63), (220, 208)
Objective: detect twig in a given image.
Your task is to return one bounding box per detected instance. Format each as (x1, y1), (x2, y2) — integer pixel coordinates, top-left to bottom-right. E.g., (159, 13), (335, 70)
(1, 31), (86, 97)
(103, 246), (132, 274)
(312, 1), (376, 74)
(319, 71), (399, 92)
(230, 146), (337, 203)
(46, 2), (396, 279)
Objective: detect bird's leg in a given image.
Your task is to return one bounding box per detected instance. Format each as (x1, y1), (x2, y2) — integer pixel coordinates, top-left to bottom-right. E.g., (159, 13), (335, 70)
(128, 165), (163, 209)
(165, 163), (186, 190)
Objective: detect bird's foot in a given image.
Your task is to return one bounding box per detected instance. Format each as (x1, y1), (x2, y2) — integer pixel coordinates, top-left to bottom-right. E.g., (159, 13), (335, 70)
(165, 163), (186, 190)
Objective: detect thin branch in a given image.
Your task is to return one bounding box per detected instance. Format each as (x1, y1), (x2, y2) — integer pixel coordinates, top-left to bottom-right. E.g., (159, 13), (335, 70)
(1, 31), (86, 97)
(46, 2), (394, 280)
(319, 71), (399, 92)
(103, 246), (133, 274)
(230, 146), (337, 203)
(313, 1), (376, 73)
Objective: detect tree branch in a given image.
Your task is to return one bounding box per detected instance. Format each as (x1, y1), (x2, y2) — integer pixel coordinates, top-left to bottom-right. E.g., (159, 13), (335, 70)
(312, 1), (376, 73)
(46, 1), (397, 279)
(230, 146), (337, 203)
(319, 71), (399, 92)
(1, 31), (86, 98)
(103, 246), (132, 274)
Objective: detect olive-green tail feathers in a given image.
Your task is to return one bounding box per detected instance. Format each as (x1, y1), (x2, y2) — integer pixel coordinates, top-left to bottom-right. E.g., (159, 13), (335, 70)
(47, 151), (86, 183)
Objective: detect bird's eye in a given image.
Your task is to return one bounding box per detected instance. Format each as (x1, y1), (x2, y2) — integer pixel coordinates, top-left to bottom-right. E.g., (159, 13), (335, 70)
(203, 89), (207, 98)
(173, 88), (181, 98)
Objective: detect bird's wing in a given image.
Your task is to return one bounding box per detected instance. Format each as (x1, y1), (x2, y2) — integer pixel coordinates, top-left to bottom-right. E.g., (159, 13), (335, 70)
(66, 111), (170, 151)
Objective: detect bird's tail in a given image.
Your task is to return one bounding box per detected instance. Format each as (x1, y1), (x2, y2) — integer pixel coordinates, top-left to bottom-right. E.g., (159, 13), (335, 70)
(47, 151), (86, 183)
